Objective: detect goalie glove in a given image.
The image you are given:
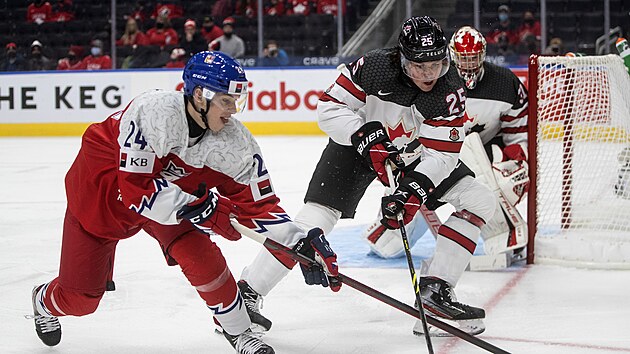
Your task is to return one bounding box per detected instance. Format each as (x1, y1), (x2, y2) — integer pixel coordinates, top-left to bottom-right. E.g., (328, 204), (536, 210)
(351, 121), (405, 187)
(381, 171), (434, 229)
(177, 184), (241, 241)
(293, 228), (341, 292)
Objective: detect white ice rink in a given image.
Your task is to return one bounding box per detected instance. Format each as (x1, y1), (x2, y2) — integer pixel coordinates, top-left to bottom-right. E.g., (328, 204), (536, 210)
(2, 136), (630, 353)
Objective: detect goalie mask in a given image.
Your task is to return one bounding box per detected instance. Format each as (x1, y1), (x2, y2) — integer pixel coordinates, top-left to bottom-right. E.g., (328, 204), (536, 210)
(449, 26), (486, 89)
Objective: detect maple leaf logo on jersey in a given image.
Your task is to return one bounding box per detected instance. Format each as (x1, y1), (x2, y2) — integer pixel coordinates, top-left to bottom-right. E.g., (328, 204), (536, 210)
(160, 161), (191, 181)
(449, 128), (460, 141)
(387, 120), (415, 141)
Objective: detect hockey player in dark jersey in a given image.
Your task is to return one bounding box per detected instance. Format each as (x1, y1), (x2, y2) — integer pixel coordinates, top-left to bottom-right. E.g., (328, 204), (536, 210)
(229, 16), (494, 336)
(364, 26), (529, 336)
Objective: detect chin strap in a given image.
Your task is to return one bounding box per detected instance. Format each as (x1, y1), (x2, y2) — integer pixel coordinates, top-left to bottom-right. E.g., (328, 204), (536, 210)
(185, 94), (211, 129)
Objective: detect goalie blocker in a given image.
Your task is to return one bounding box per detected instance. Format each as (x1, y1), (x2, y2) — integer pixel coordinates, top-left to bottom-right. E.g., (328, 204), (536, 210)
(365, 132), (528, 270)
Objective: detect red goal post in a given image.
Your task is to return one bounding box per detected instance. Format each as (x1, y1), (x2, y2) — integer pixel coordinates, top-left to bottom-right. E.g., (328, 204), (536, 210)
(527, 54), (630, 269)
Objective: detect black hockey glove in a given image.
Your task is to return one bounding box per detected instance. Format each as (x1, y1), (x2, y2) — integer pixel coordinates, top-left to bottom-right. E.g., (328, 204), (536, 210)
(381, 171), (434, 230)
(293, 228), (341, 292)
(351, 121), (405, 187)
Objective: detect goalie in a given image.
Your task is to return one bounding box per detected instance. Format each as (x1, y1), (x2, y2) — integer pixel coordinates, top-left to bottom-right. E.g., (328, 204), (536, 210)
(363, 26), (529, 334)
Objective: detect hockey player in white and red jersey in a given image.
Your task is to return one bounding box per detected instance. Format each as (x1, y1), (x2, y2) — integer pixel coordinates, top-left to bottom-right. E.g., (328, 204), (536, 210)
(363, 26), (529, 335)
(29, 51), (339, 354)
(260, 16), (495, 336)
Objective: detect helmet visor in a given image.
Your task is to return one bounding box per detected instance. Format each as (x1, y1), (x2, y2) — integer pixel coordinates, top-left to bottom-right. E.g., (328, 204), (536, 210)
(401, 56), (450, 81)
(202, 87), (248, 113)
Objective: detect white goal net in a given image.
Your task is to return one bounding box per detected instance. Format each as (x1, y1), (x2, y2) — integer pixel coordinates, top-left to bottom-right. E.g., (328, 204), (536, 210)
(528, 54), (630, 269)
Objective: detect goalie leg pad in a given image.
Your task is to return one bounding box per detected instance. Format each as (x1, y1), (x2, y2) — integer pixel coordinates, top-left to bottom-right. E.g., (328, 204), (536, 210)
(363, 217), (426, 259)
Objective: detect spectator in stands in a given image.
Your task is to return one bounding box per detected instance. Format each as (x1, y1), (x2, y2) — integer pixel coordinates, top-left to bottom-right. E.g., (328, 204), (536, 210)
(1, 43), (26, 72)
(74, 39), (112, 70)
(235, 0), (257, 19)
(26, 40), (53, 71)
(56, 45), (83, 70)
(317, 0), (345, 16)
(209, 17), (245, 58)
(201, 16), (223, 43)
(27, 0), (53, 24)
(212, 0), (234, 23)
(496, 32), (516, 57)
(151, 1), (184, 19)
(517, 10), (541, 42)
(163, 47), (187, 68)
(261, 40), (289, 66)
(50, 0), (74, 22)
(117, 18), (148, 46)
(286, 0), (311, 16)
(146, 11), (179, 46)
(179, 19), (206, 56)
(130, 0), (152, 23)
(265, 0), (285, 16)
(486, 4), (518, 46)
(544, 37), (565, 55)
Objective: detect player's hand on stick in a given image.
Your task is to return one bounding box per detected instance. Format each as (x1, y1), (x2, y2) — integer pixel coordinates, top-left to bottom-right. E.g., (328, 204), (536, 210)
(351, 121), (405, 187)
(177, 184), (241, 241)
(293, 228), (341, 292)
(381, 171), (433, 229)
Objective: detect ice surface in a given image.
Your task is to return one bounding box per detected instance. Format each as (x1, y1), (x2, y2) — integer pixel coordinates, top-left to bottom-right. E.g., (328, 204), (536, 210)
(2, 136), (630, 353)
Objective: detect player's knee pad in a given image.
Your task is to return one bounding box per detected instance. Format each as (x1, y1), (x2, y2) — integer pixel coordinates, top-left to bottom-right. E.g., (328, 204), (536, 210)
(444, 176), (495, 224)
(168, 232), (237, 305)
(294, 202), (341, 235)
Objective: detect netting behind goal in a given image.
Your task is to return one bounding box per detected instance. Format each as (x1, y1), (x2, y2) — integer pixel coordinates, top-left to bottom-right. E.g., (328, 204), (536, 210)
(528, 54), (630, 269)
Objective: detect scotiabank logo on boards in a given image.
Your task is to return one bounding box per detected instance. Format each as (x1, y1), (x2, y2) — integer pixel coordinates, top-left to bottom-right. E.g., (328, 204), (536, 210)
(176, 81), (323, 111)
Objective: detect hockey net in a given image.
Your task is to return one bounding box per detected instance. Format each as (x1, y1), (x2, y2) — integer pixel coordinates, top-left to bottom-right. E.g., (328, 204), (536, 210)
(527, 54), (630, 269)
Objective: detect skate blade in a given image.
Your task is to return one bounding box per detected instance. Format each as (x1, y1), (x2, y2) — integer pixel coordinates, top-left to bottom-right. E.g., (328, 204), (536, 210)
(214, 323), (269, 335)
(412, 317), (485, 337)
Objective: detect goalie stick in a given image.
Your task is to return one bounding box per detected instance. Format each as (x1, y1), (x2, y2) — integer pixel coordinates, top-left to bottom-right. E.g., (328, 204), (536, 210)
(230, 220), (510, 354)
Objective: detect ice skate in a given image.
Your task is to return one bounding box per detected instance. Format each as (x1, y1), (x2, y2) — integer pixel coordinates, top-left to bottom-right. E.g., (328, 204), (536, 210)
(224, 328), (275, 354)
(237, 280), (272, 332)
(215, 280), (272, 335)
(29, 284), (62, 346)
(412, 277), (485, 337)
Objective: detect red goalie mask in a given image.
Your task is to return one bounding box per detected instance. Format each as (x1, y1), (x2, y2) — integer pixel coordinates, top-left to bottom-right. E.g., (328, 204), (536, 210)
(449, 26), (486, 89)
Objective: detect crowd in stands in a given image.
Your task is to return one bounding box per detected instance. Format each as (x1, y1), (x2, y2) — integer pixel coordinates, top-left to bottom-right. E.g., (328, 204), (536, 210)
(0, 0), (350, 71)
(485, 4), (542, 57)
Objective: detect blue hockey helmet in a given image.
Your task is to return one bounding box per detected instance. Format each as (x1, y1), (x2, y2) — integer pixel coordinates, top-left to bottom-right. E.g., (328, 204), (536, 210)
(182, 51), (248, 112)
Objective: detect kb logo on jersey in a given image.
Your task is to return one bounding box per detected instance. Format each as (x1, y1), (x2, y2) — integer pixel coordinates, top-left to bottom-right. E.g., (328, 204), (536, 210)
(120, 149), (155, 174)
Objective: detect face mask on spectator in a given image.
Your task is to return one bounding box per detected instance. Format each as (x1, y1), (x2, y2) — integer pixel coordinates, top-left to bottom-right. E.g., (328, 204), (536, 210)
(91, 47), (102, 56)
(524, 18), (534, 25)
(498, 13), (509, 22)
(203, 24), (213, 31)
(32, 49), (42, 58)
(156, 22), (165, 29)
(7, 50), (16, 58)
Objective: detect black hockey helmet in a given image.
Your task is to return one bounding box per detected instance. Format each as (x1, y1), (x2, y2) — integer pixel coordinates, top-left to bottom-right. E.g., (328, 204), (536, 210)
(398, 16), (448, 62)
(398, 16), (450, 83)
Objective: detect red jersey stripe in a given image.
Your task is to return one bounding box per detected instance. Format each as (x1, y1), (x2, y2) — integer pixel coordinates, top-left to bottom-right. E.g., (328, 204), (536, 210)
(500, 109), (528, 122)
(419, 137), (463, 153)
(423, 117), (465, 128)
(335, 75), (366, 102)
(501, 126), (528, 134)
(439, 225), (476, 254)
(319, 92), (345, 105)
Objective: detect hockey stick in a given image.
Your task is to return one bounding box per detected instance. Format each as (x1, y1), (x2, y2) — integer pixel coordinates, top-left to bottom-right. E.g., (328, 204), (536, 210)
(386, 164), (434, 354)
(231, 220), (510, 353)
